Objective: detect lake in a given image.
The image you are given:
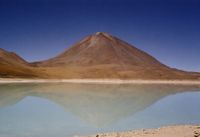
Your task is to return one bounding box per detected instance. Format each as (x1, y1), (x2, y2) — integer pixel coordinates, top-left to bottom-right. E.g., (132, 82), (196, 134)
(0, 83), (200, 137)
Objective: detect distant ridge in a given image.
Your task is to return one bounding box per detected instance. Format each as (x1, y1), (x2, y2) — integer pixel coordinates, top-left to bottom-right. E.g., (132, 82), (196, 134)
(0, 32), (200, 79)
(0, 48), (36, 77)
(0, 48), (28, 65)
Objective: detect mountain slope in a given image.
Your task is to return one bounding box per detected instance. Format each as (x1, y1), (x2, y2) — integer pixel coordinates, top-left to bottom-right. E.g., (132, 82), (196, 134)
(34, 32), (167, 68)
(32, 32), (200, 79)
(0, 32), (200, 79)
(0, 48), (37, 78)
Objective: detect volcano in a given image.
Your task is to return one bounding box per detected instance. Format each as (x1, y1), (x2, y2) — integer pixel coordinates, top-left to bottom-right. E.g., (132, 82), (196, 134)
(34, 32), (166, 68)
(0, 32), (200, 79)
(31, 32), (200, 79)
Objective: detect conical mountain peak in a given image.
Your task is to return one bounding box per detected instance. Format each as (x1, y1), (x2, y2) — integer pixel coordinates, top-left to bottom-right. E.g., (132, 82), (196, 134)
(1, 33), (200, 79)
(95, 32), (104, 35)
(92, 32), (114, 40)
(94, 32), (111, 37)
(35, 32), (167, 68)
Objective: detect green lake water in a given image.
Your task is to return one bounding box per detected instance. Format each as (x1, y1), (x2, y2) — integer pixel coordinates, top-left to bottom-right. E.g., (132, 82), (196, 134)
(0, 83), (200, 137)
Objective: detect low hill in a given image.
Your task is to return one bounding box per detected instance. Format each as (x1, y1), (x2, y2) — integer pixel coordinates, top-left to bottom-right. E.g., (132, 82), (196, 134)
(0, 48), (37, 78)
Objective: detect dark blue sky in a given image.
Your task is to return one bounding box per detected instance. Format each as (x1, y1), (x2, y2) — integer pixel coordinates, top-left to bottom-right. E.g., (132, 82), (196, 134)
(0, 0), (200, 71)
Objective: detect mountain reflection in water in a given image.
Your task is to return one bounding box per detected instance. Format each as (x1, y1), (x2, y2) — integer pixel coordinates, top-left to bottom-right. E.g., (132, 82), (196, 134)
(0, 83), (200, 127)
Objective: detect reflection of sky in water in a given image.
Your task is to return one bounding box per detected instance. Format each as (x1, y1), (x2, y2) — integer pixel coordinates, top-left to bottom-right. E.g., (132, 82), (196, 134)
(0, 83), (200, 137)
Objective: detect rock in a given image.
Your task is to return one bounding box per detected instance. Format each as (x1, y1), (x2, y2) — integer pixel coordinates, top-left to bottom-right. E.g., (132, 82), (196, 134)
(194, 131), (200, 137)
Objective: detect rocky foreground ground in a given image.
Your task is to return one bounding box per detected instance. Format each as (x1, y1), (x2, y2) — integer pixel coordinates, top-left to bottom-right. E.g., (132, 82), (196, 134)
(75, 125), (200, 137)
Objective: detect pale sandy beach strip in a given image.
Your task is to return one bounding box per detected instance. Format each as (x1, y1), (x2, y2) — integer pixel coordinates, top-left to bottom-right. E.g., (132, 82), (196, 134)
(75, 125), (200, 137)
(0, 78), (200, 85)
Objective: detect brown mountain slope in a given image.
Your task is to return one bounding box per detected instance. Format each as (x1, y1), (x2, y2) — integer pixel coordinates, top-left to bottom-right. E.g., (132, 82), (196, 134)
(0, 48), (37, 78)
(0, 32), (200, 79)
(34, 32), (167, 68)
(32, 32), (200, 79)
(0, 48), (28, 65)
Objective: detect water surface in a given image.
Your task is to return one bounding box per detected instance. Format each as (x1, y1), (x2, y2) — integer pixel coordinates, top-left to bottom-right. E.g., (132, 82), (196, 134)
(0, 83), (200, 137)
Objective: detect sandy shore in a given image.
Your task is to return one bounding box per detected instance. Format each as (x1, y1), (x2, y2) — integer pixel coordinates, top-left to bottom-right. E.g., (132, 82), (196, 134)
(75, 125), (200, 137)
(0, 78), (200, 85)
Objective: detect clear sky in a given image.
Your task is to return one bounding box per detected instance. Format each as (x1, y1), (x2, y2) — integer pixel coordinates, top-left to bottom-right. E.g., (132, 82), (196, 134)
(0, 0), (200, 72)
